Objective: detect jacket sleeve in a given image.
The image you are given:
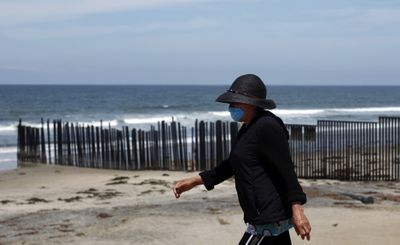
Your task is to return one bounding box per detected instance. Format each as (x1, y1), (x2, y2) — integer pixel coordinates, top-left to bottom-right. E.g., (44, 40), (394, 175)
(199, 159), (233, 191)
(256, 118), (307, 205)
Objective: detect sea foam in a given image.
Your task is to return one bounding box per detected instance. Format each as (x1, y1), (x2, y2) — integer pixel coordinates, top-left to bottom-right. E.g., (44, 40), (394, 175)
(0, 124), (17, 133)
(0, 147), (17, 154)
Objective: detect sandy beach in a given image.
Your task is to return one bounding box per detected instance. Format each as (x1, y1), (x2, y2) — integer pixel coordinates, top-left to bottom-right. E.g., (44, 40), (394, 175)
(1, 164), (400, 245)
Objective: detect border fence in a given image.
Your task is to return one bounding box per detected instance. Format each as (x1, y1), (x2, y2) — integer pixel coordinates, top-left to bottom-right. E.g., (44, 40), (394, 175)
(17, 116), (400, 181)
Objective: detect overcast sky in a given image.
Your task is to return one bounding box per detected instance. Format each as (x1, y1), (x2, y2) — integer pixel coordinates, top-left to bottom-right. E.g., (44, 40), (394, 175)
(0, 0), (399, 85)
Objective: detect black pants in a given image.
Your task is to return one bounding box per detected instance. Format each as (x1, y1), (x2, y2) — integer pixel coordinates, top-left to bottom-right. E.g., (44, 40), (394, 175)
(238, 231), (291, 245)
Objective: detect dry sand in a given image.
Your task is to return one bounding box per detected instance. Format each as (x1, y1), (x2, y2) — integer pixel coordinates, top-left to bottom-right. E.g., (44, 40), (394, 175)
(0, 164), (400, 245)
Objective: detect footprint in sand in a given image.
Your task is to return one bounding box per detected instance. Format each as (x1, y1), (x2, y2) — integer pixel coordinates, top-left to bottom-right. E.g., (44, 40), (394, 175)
(76, 188), (123, 200)
(1, 200), (15, 205)
(138, 190), (153, 196)
(132, 179), (171, 188)
(106, 176), (130, 185)
(97, 213), (113, 219)
(14, 231), (39, 237)
(106, 180), (128, 185)
(111, 176), (129, 181)
(26, 197), (50, 204)
(58, 196), (82, 202)
(58, 228), (75, 233)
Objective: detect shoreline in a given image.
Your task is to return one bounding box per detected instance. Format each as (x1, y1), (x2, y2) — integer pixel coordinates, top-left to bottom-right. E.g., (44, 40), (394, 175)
(1, 164), (400, 244)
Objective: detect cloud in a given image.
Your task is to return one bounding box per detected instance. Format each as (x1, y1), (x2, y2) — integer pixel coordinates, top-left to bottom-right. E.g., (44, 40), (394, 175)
(313, 7), (400, 24)
(0, 0), (219, 39)
(256, 7), (400, 37)
(358, 8), (400, 24)
(0, 0), (211, 23)
(1, 18), (218, 39)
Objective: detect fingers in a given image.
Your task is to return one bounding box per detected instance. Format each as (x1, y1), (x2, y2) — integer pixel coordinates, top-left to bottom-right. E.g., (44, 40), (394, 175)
(293, 217), (312, 241)
(173, 181), (182, 198)
(304, 221), (312, 240)
(306, 232), (311, 241)
(173, 185), (180, 198)
(173, 179), (189, 198)
(294, 226), (301, 236)
(299, 227), (311, 240)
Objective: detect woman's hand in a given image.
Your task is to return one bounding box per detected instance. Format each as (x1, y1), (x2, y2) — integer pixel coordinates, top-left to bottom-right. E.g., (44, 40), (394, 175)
(292, 203), (312, 241)
(173, 176), (203, 198)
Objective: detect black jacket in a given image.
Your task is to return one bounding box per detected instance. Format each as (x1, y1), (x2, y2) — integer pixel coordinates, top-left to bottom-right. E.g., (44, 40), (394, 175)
(199, 111), (306, 225)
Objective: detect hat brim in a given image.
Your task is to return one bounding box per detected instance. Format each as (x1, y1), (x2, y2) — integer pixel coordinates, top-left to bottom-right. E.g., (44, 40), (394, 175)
(216, 91), (276, 109)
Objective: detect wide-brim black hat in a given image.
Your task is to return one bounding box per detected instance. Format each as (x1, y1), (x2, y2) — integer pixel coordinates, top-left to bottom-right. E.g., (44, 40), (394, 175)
(216, 74), (276, 109)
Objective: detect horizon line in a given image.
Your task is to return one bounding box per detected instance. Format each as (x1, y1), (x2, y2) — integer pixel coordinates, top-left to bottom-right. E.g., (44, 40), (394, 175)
(0, 83), (400, 87)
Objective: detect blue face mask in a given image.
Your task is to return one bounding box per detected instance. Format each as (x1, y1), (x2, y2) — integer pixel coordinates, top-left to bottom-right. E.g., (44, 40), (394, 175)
(229, 107), (245, 122)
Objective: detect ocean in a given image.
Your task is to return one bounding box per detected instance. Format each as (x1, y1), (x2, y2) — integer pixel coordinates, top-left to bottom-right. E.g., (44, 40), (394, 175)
(1, 85), (400, 171)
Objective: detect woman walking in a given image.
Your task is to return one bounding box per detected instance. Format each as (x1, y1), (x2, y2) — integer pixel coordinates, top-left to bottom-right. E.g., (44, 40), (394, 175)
(173, 74), (311, 245)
